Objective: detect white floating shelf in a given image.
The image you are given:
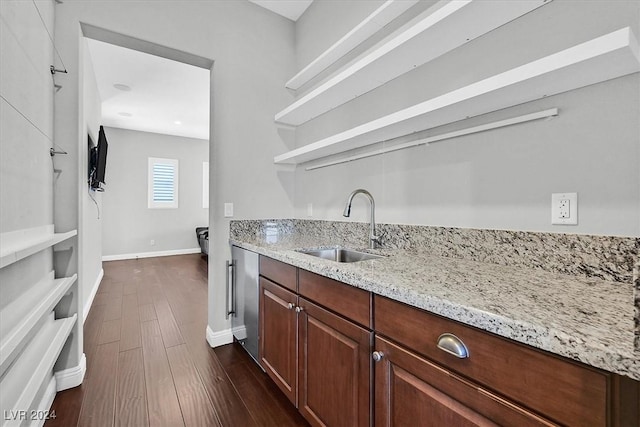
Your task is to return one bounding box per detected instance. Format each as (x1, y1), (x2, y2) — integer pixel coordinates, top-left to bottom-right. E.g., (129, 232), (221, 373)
(0, 226), (77, 269)
(305, 108), (559, 171)
(285, 0), (419, 91)
(0, 314), (77, 427)
(275, 27), (640, 165)
(0, 272), (77, 376)
(275, 0), (551, 126)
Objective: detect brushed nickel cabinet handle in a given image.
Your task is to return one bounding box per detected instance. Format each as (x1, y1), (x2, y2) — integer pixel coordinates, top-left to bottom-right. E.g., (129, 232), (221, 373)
(287, 303), (295, 310)
(437, 333), (469, 359)
(372, 351), (384, 362)
(295, 306), (304, 313)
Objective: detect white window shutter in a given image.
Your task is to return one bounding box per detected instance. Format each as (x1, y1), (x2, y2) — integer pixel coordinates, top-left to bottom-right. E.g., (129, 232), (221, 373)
(148, 157), (179, 208)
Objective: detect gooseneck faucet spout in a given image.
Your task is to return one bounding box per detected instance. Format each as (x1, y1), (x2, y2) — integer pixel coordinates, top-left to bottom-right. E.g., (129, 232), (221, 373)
(343, 189), (380, 249)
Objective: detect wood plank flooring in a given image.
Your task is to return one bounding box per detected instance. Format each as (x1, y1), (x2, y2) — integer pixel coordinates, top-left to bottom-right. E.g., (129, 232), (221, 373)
(46, 254), (307, 427)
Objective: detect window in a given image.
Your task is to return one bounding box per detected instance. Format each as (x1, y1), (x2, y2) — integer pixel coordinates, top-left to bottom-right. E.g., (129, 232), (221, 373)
(148, 157), (179, 209)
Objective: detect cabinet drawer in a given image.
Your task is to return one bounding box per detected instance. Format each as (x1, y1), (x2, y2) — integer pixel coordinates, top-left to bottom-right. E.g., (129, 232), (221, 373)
(374, 336), (556, 427)
(259, 255), (297, 291)
(299, 269), (371, 328)
(374, 296), (609, 427)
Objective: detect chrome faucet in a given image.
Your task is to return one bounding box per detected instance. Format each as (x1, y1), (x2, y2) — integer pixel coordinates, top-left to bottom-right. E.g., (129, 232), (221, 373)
(343, 189), (380, 249)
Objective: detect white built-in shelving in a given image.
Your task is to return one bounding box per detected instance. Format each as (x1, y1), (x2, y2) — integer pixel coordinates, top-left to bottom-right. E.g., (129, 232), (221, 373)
(275, 27), (640, 165)
(275, 0), (551, 126)
(285, 0), (419, 91)
(0, 314), (77, 427)
(0, 272), (77, 375)
(0, 224), (79, 421)
(0, 225), (77, 268)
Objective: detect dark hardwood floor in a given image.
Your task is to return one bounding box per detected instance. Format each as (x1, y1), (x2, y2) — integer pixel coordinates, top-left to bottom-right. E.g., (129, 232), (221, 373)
(46, 254), (307, 427)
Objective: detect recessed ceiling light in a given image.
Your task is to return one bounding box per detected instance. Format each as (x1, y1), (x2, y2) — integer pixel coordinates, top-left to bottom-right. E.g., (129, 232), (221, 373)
(118, 112), (132, 117)
(174, 120), (182, 125)
(113, 83), (131, 91)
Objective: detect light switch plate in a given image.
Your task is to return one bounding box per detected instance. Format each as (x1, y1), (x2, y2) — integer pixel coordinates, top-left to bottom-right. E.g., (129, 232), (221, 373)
(551, 193), (577, 225)
(307, 203), (313, 217)
(224, 203), (234, 218)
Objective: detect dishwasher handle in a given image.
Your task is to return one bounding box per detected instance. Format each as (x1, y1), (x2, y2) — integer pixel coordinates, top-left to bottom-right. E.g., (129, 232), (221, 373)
(225, 260), (236, 319)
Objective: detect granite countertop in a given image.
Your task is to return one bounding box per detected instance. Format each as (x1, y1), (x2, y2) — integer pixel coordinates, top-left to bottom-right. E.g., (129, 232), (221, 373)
(230, 231), (639, 381)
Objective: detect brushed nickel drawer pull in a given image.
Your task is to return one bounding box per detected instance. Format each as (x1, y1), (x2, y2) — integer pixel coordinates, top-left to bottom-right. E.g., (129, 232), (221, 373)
(437, 333), (469, 359)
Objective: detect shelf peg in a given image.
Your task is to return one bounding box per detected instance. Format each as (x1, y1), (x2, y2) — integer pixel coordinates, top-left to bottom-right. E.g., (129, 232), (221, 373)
(50, 147), (68, 157)
(50, 65), (67, 75)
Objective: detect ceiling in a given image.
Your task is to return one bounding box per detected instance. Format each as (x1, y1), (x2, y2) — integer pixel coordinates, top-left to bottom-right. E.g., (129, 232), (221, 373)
(85, 1), (312, 140)
(249, 0), (313, 21)
(85, 38), (210, 140)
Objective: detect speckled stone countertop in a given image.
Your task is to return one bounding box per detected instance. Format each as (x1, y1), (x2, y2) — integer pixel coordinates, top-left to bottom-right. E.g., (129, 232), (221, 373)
(230, 220), (640, 381)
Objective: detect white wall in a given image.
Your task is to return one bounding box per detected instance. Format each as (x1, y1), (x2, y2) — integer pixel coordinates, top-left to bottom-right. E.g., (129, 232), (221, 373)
(54, 1), (296, 337)
(0, 0), (55, 234)
(80, 37), (103, 319)
(292, 0), (640, 237)
(101, 127), (208, 257)
(295, 0), (386, 70)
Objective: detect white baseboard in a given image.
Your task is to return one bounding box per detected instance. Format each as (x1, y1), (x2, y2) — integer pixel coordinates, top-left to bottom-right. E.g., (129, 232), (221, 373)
(232, 325), (247, 340)
(54, 353), (86, 391)
(102, 248), (201, 261)
(206, 325), (233, 348)
(84, 269), (104, 323)
(35, 375), (57, 427)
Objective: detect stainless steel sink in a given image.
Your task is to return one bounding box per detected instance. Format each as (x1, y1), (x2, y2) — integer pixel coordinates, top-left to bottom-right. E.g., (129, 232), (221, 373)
(297, 247), (383, 263)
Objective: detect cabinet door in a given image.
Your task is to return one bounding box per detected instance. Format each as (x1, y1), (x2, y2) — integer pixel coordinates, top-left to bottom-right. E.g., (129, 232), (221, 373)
(298, 298), (372, 427)
(259, 277), (298, 405)
(374, 337), (557, 427)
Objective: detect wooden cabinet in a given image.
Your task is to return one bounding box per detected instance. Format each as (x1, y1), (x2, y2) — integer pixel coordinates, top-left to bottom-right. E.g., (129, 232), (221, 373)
(373, 295), (636, 427)
(259, 256), (372, 427)
(297, 298), (371, 427)
(259, 276), (298, 404)
(374, 336), (555, 427)
(258, 255), (639, 427)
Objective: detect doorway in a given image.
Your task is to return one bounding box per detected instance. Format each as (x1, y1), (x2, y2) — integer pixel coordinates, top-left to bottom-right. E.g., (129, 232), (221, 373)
(78, 25), (212, 325)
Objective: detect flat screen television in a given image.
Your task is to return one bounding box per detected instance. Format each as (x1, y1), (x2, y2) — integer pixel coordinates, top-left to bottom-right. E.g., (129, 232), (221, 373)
(89, 126), (108, 191)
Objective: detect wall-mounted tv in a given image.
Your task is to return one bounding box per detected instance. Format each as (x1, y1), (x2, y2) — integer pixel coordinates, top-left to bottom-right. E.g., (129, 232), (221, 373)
(89, 126), (108, 191)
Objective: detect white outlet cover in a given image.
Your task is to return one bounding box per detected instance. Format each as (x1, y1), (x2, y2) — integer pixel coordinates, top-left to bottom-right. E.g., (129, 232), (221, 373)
(224, 203), (234, 218)
(551, 193), (578, 225)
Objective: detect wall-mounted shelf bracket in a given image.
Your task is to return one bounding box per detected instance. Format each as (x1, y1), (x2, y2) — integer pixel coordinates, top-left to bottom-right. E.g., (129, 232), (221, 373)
(50, 66), (67, 75)
(50, 147), (68, 157)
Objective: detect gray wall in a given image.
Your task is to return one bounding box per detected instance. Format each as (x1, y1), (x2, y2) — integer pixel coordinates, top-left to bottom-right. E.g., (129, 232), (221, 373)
(101, 127), (208, 257)
(54, 1), (296, 337)
(80, 37), (103, 318)
(292, 0), (640, 237)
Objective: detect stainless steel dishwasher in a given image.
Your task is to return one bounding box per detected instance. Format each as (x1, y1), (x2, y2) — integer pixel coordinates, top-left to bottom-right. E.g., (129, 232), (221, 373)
(226, 245), (260, 365)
